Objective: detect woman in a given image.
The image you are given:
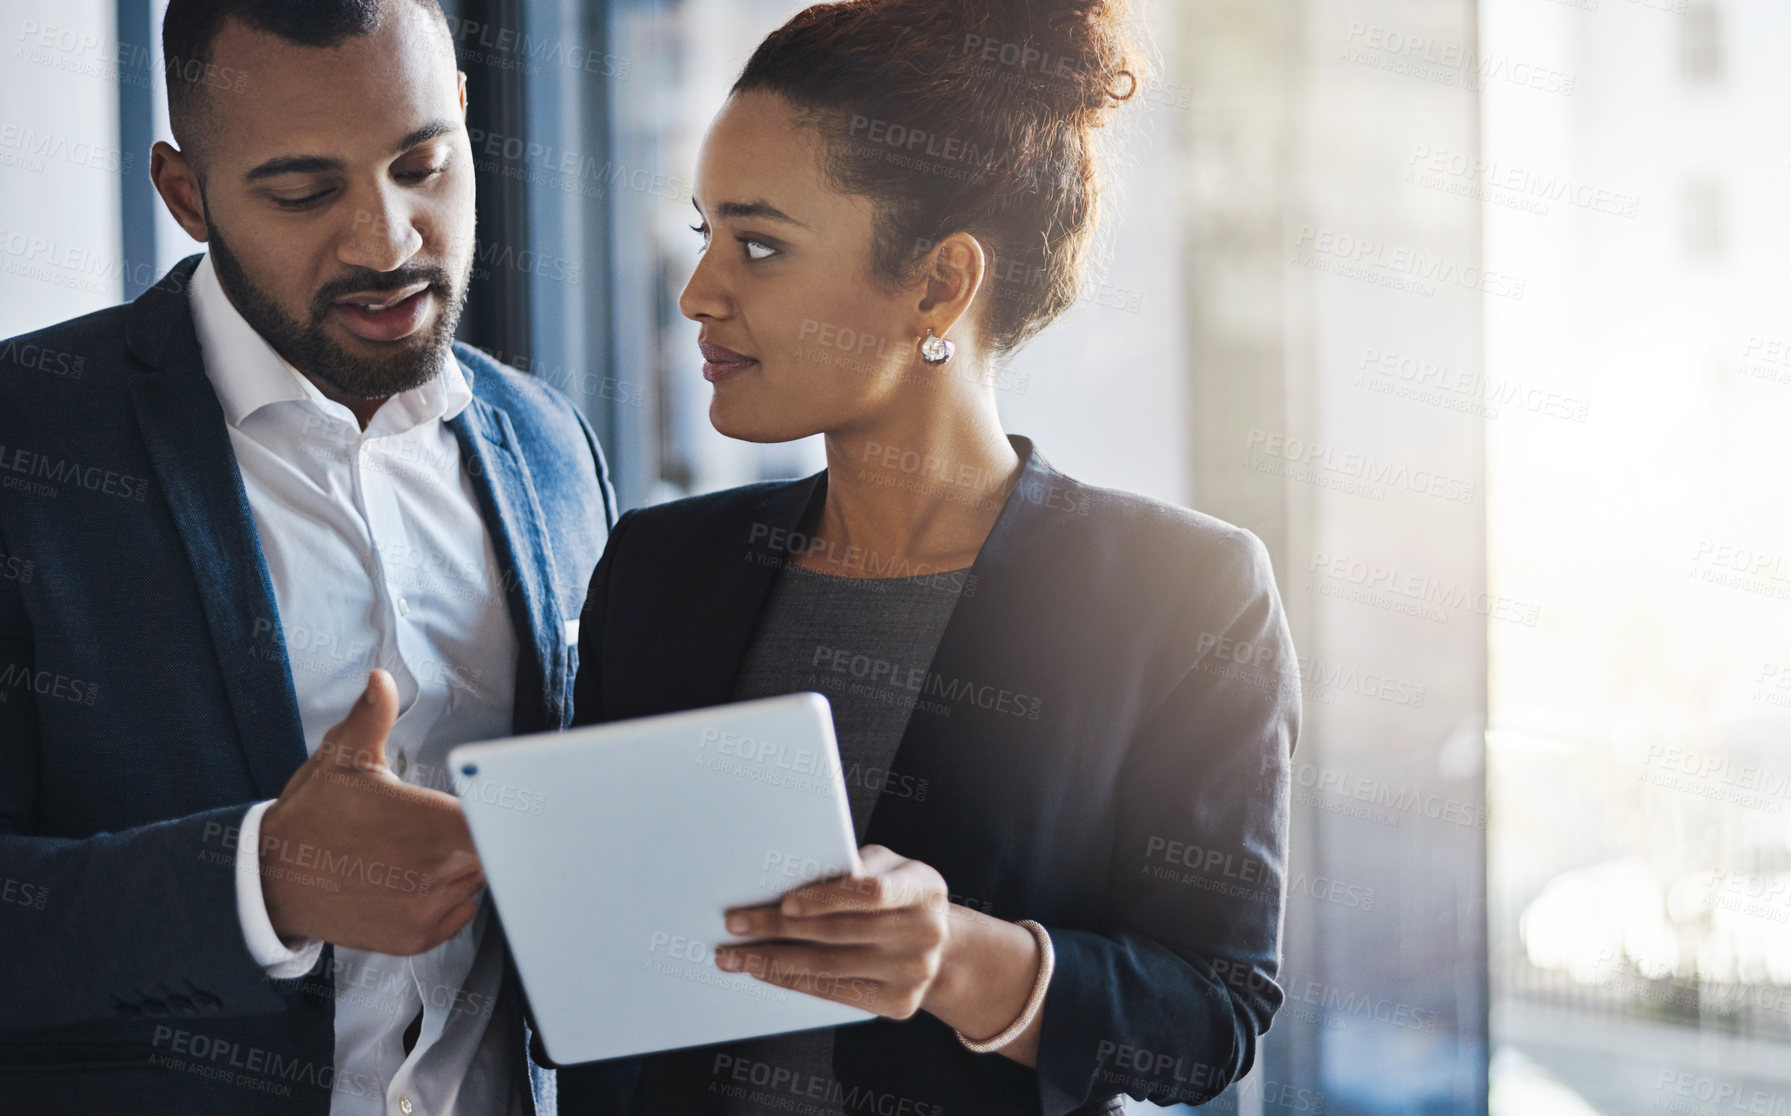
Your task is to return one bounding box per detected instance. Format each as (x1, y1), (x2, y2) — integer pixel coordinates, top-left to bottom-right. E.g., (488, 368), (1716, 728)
(564, 0), (1299, 1112)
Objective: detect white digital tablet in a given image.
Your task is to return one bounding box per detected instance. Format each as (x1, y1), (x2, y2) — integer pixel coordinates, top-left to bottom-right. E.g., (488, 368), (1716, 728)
(447, 692), (874, 1065)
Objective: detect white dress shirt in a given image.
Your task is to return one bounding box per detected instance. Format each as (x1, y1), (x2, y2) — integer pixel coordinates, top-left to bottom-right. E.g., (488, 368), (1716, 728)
(189, 253), (526, 1116)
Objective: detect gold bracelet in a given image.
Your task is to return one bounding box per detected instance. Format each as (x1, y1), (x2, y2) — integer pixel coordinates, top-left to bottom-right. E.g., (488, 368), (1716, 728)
(955, 919), (1055, 1054)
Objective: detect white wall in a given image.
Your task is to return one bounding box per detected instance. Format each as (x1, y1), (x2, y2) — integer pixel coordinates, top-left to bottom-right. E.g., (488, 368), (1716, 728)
(0, 0), (125, 337)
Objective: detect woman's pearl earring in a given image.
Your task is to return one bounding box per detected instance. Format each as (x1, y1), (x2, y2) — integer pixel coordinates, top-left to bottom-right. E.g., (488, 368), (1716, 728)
(919, 329), (956, 366)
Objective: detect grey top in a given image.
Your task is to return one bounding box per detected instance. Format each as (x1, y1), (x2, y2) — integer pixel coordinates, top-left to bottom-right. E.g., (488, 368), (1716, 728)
(732, 562), (964, 841)
(715, 561), (963, 1116)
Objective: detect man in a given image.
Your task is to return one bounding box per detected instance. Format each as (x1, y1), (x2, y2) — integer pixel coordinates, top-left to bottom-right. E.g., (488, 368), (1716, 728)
(0, 0), (612, 1112)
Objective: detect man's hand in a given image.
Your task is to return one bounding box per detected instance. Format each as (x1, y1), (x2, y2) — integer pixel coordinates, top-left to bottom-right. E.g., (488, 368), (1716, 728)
(258, 670), (485, 955)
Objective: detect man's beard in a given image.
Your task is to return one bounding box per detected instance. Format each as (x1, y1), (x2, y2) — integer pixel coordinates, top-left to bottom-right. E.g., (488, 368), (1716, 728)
(205, 218), (470, 400)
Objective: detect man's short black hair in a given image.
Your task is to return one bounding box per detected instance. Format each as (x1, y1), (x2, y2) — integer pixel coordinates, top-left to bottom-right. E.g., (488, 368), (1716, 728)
(163, 0), (449, 157)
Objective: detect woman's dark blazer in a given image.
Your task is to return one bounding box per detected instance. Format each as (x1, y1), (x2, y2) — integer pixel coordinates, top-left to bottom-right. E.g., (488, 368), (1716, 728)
(560, 437), (1300, 1116)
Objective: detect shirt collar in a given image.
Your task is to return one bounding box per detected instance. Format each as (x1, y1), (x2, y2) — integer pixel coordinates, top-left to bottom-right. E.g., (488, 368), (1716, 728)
(188, 252), (473, 435)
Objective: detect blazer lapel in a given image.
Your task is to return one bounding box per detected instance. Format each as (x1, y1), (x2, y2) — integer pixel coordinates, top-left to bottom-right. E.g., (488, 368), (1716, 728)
(686, 475), (825, 711)
(659, 440), (1058, 730)
(451, 396), (567, 734)
(859, 438), (1065, 858)
(124, 260), (307, 799)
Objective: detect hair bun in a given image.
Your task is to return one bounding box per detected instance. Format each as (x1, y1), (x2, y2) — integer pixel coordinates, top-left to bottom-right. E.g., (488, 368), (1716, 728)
(733, 0), (1144, 355)
(939, 0), (1140, 120)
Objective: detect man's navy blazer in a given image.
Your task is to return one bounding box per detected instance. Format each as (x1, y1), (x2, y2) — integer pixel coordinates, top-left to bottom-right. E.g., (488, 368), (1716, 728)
(564, 439), (1299, 1116)
(0, 257), (614, 1114)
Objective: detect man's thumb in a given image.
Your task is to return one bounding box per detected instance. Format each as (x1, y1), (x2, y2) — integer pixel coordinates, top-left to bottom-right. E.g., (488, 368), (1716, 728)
(321, 669), (400, 771)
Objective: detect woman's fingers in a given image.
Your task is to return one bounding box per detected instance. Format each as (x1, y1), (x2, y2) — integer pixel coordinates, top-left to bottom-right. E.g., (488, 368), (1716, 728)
(727, 904), (933, 944)
(857, 844), (902, 872)
(713, 941), (928, 1017)
(775, 855), (946, 917)
(715, 847), (954, 1019)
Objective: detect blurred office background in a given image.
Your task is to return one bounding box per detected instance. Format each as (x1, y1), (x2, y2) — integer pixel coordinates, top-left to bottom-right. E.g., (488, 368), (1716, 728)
(3, 0), (1788, 1112)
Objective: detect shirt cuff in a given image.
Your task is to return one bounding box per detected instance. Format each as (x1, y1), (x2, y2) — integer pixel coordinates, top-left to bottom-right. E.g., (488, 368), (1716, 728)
(235, 800), (325, 978)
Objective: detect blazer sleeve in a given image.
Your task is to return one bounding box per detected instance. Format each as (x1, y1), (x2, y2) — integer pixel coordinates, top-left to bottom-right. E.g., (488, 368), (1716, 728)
(0, 528), (291, 1030)
(1033, 528), (1299, 1113)
(532, 508), (627, 1066)
(570, 507), (638, 730)
(544, 508), (648, 1089)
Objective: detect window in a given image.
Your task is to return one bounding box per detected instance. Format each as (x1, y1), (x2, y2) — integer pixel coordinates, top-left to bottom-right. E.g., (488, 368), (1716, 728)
(1682, 2), (1725, 84)
(1679, 178), (1729, 265)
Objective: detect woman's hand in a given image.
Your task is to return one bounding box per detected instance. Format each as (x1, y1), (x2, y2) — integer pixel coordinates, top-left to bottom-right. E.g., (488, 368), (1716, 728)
(715, 844), (1048, 1065)
(715, 844), (951, 1020)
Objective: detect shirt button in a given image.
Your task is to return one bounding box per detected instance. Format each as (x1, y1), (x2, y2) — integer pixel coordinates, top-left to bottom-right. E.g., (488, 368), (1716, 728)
(398, 597), (411, 617)
(395, 752), (408, 777)
(399, 1098), (413, 1116)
